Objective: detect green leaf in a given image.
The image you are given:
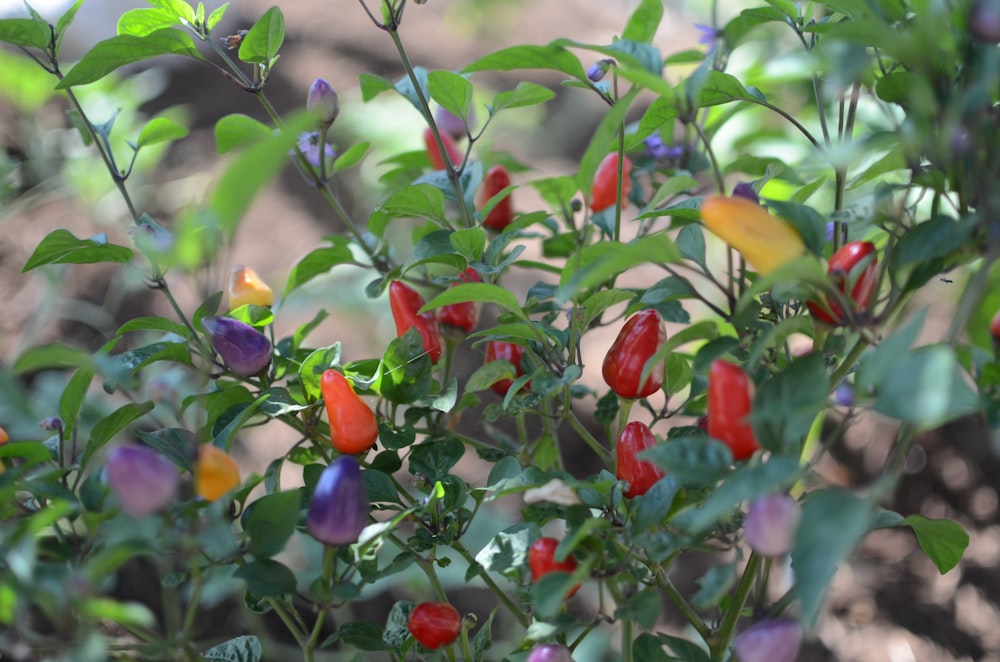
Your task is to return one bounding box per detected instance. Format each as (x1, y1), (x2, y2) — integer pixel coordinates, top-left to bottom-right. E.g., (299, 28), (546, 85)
(422, 283), (525, 319)
(147, 0), (197, 25)
(234, 559), (296, 597)
(692, 561), (736, 609)
(491, 81), (555, 112)
(238, 6), (284, 64)
(333, 141), (370, 172)
(136, 428), (194, 473)
(450, 227), (487, 262)
(641, 431), (732, 486)
(676, 225), (706, 267)
(577, 87), (639, 198)
(116, 316), (190, 338)
(764, 199), (827, 255)
(298, 344), (342, 401)
(683, 457), (800, 533)
(901, 515), (968, 574)
(214, 114), (272, 154)
(0, 18), (51, 49)
(13, 343), (92, 374)
(358, 73), (395, 101)
(207, 110), (315, 240)
(632, 476), (680, 532)
(693, 71), (763, 107)
(56, 29), (204, 88)
(282, 236), (355, 297)
(22, 229), (132, 272)
(378, 330), (434, 404)
(792, 488), (875, 625)
(59, 368), (94, 436)
(463, 43), (586, 79)
(202, 635), (263, 662)
(409, 436), (465, 482)
(206, 3), (229, 32)
(615, 588), (662, 631)
(81, 401), (155, 468)
(56, 0), (85, 37)
(557, 234), (681, 301)
(394, 66), (430, 114)
(244, 490), (300, 559)
(871, 345), (979, 429)
(428, 70), (472, 119)
(136, 116), (189, 149)
(622, 0), (664, 43)
(889, 216), (975, 289)
(751, 353), (828, 455)
(117, 8), (178, 36)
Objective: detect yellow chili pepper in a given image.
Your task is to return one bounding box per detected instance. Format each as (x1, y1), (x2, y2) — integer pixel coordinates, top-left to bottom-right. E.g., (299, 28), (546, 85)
(699, 196), (806, 276)
(227, 265), (274, 310)
(195, 445), (240, 501)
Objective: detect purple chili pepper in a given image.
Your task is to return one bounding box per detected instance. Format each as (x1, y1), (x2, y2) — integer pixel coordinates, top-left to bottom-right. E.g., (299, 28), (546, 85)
(202, 316), (273, 377)
(106, 446), (180, 516)
(744, 493), (801, 558)
(527, 643), (575, 662)
(307, 455), (370, 546)
(733, 619), (802, 662)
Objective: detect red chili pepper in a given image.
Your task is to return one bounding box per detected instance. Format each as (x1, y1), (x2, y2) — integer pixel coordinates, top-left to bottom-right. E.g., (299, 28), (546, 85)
(528, 537), (580, 598)
(602, 309), (666, 399)
(407, 602), (461, 650)
(485, 340), (526, 396)
(423, 127), (462, 171)
(807, 241), (878, 325)
(321, 369), (378, 455)
(438, 268), (481, 333)
(616, 421), (665, 498)
(590, 152), (633, 212)
(389, 281), (444, 362)
(991, 309), (1000, 342)
(707, 359), (760, 462)
(479, 165), (514, 231)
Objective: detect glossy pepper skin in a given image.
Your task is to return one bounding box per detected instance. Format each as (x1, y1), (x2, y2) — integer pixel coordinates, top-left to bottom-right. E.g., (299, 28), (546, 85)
(485, 340), (526, 396)
(699, 196), (806, 276)
(616, 421), (665, 498)
(438, 268), (481, 333)
(307, 455), (370, 546)
(423, 127), (462, 171)
(202, 316), (272, 377)
(479, 165), (514, 231)
(732, 619), (802, 662)
(807, 241), (878, 326)
(529, 537), (580, 598)
(106, 446), (180, 516)
(602, 309), (667, 399)
(528, 644), (575, 662)
(389, 281), (444, 362)
(707, 360), (760, 462)
(407, 602), (461, 650)
(321, 369), (378, 455)
(195, 445), (240, 501)
(590, 152), (633, 212)
(227, 265), (274, 310)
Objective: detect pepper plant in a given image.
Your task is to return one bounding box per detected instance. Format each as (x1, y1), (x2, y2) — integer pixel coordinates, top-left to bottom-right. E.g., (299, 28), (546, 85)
(0, 0), (994, 660)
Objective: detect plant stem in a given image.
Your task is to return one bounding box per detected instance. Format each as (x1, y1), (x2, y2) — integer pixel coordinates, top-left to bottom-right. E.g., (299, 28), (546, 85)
(565, 411), (611, 463)
(709, 552), (761, 658)
(658, 571), (712, 643)
(452, 540), (530, 628)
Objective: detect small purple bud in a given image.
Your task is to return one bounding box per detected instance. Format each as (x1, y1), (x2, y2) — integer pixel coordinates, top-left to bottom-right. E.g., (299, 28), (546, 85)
(970, 0), (1000, 43)
(527, 643), (575, 662)
(131, 217), (175, 254)
(834, 382), (855, 407)
(106, 446), (180, 517)
(732, 182), (760, 205)
(202, 316), (273, 377)
(307, 455), (370, 546)
(644, 134), (670, 160)
(744, 493), (801, 558)
(40, 417), (63, 432)
(587, 58), (614, 83)
(307, 78), (340, 125)
(695, 23), (722, 48)
(435, 106), (469, 141)
(732, 619), (802, 662)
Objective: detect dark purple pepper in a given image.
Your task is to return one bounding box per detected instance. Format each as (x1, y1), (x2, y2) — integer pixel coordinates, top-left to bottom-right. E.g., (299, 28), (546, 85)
(307, 455), (370, 546)
(202, 316), (273, 377)
(106, 446), (180, 516)
(732, 619), (802, 662)
(732, 182), (760, 205)
(528, 643), (575, 662)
